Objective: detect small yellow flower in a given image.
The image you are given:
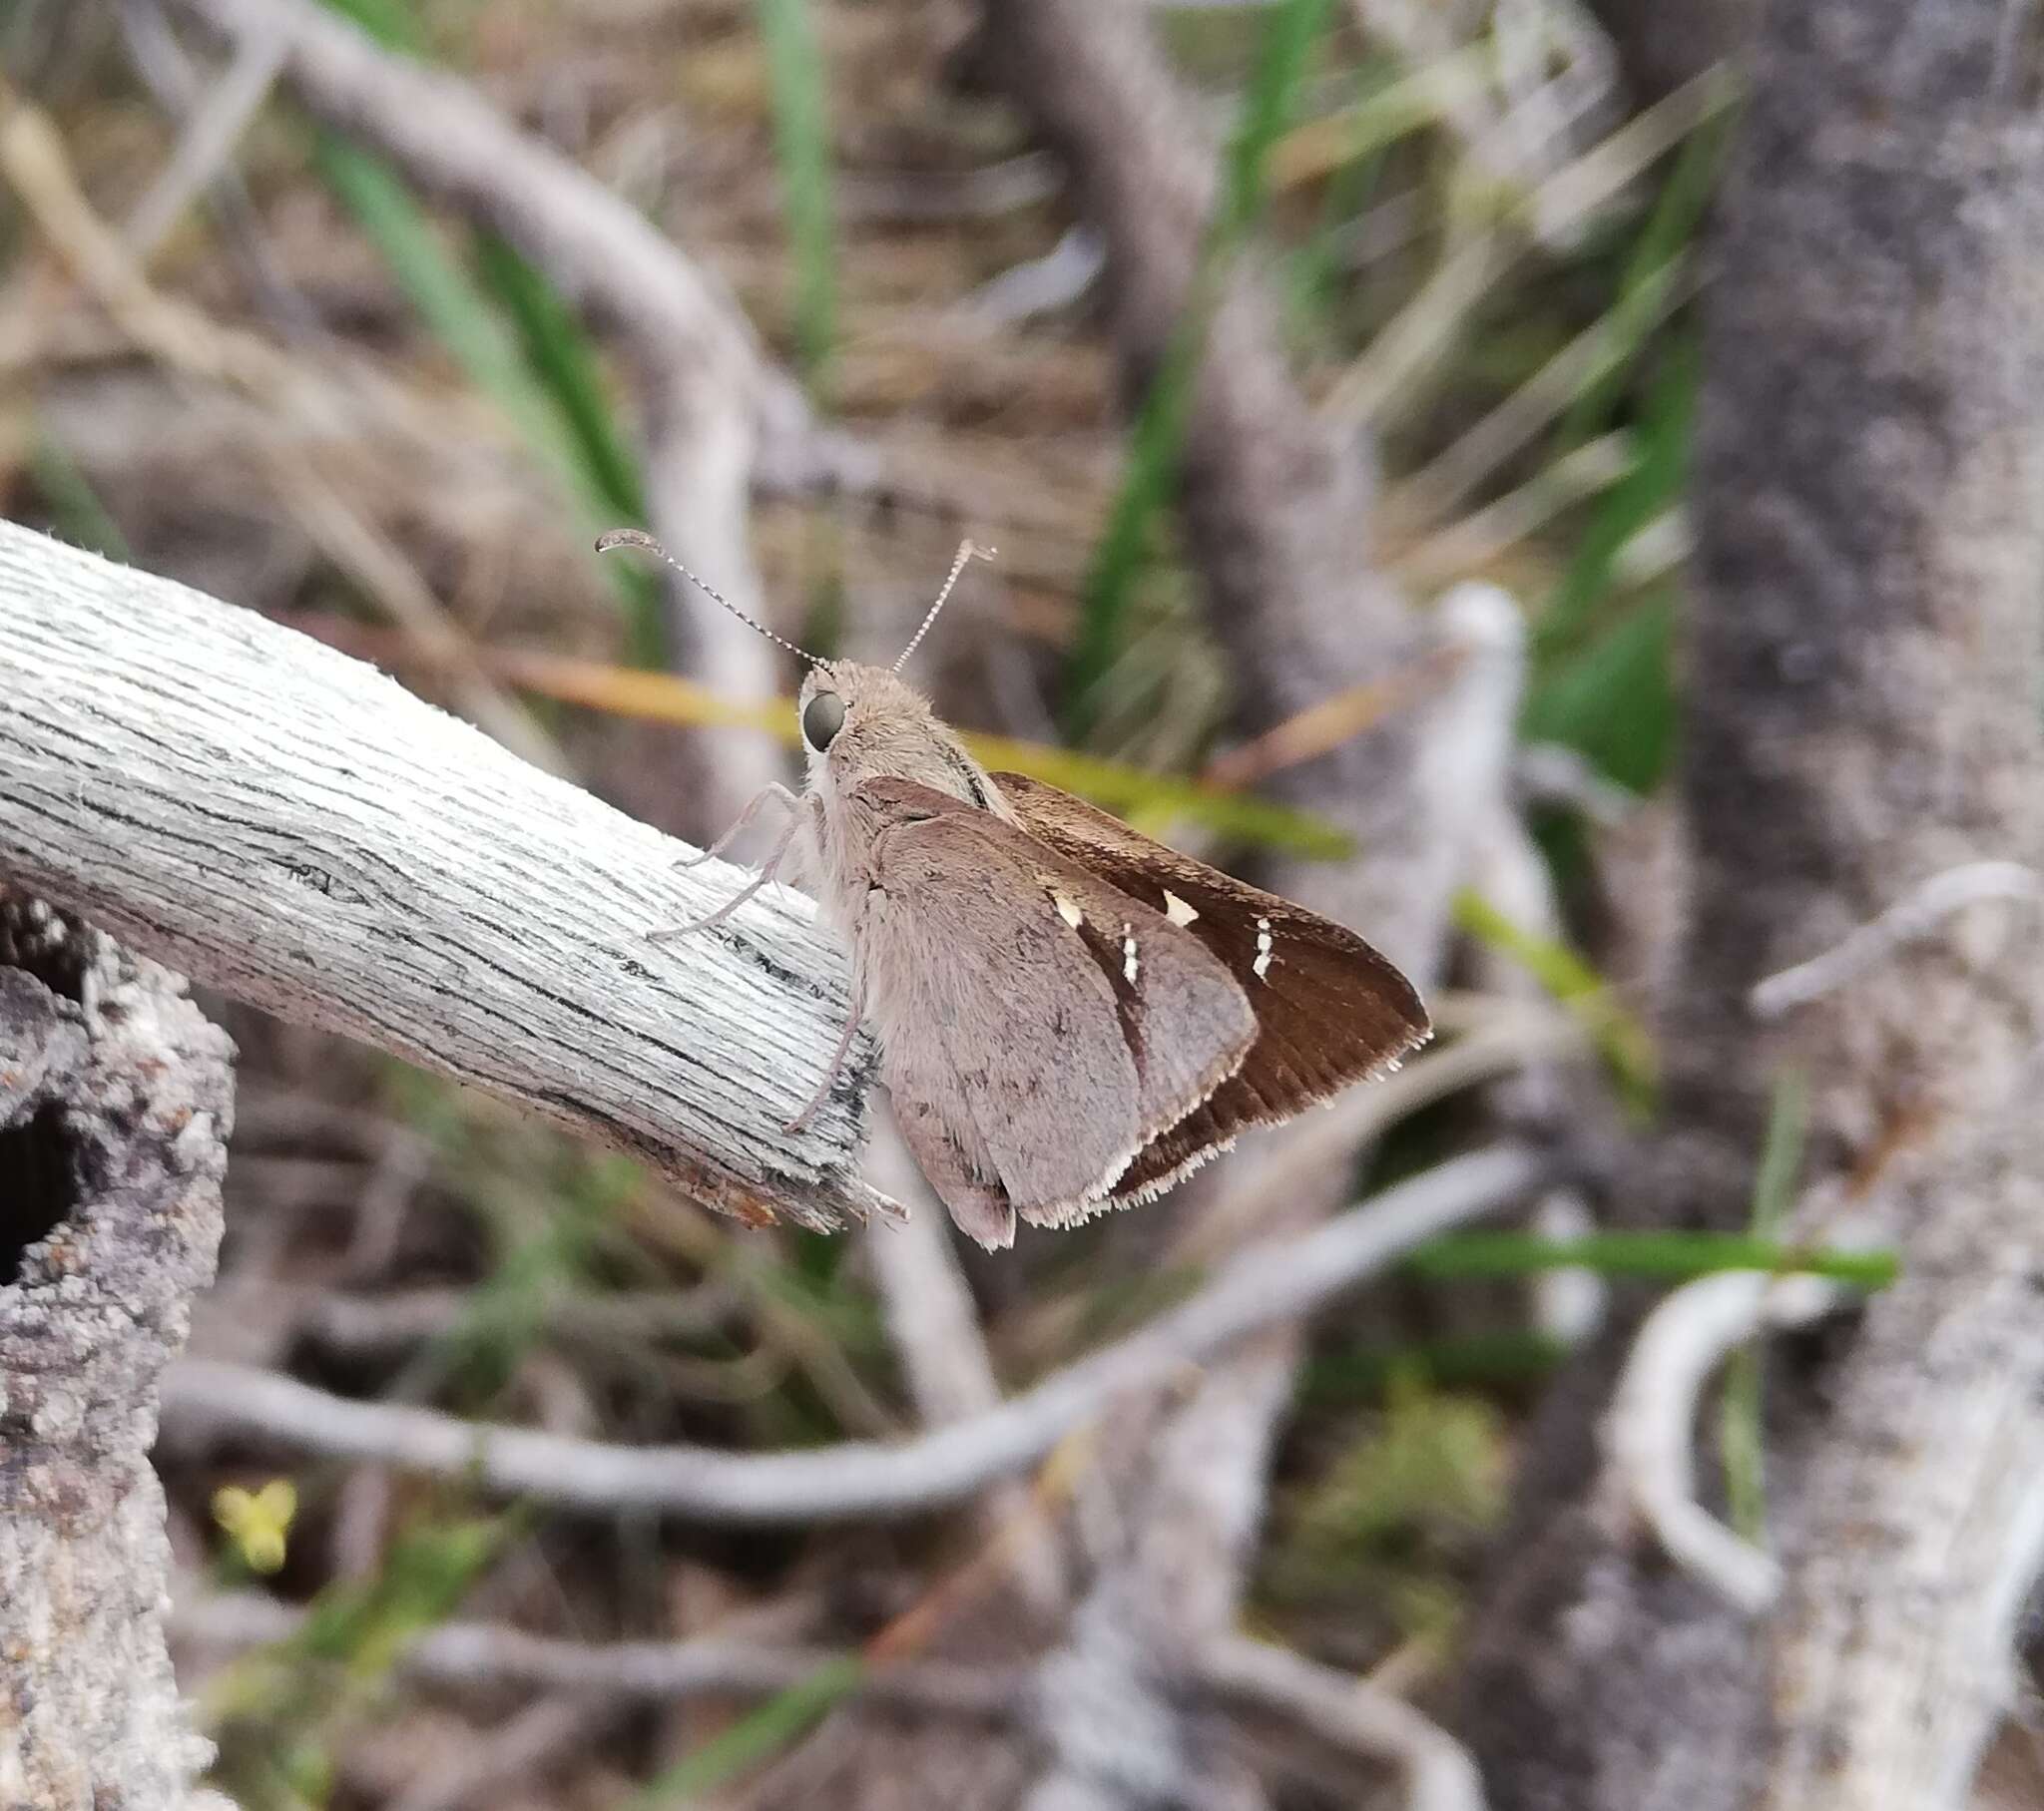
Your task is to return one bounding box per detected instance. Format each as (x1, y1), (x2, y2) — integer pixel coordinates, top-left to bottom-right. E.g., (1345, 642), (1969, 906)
(213, 1478), (297, 1575)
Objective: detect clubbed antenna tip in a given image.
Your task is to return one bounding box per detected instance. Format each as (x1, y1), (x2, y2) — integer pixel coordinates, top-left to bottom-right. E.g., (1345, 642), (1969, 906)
(893, 540), (997, 674)
(596, 528), (823, 665)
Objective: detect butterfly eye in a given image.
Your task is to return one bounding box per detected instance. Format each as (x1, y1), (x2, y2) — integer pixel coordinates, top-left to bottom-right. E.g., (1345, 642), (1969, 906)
(801, 691), (846, 752)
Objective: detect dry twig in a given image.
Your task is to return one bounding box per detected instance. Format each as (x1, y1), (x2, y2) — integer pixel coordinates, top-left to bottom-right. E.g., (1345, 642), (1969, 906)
(120, 13), (285, 262)
(158, 1147), (1540, 1522)
(173, 1593), (1025, 1722)
(177, 1595), (1488, 1807)
(1199, 1635), (1485, 1811)
(200, 1279), (736, 1362)
(1749, 861), (2044, 1021)
(1600, 1269), (1846, 1612)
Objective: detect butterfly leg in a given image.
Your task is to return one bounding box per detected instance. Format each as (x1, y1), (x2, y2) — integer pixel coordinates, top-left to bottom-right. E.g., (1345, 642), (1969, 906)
(652, 791), (811, 939)
(673, 781), (802, 870)
(782, 966), (867, 1133)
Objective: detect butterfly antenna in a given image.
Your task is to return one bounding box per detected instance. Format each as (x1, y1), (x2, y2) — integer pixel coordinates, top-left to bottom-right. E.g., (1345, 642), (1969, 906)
(892, 540), (995, 673)
(596, 528), (823, 665)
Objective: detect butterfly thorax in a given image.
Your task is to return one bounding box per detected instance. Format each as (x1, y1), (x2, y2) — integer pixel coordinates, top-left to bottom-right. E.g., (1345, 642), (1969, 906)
(797, 660), (1017, 919)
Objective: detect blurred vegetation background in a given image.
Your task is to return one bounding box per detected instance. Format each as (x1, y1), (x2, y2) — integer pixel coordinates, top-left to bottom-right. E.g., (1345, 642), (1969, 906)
(0, 0), (1905, 1805)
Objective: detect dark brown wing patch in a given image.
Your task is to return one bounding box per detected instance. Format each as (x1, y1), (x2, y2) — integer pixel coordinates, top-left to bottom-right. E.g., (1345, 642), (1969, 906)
(1039, 864), (1253, 1128)
(991, 771), (1431, 1205)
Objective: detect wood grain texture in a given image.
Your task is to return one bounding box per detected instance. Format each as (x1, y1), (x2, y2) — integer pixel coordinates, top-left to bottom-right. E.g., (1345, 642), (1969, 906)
(0, 521), (886, 1230)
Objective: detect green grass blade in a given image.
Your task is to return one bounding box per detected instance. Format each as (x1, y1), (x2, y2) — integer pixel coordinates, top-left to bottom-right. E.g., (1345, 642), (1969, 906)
(1061, 365), (1200, 736)
(1521, 591), (1675, 794)
(1748, 1069), (1807, 1245)
(1402, 1228), (1889, 1287)
(203, 1508), (519, 1794)
(308, 1), (647, 531)
(29, 427), (130, 562)
(1520, 342), (1692, 799)
(757, 0), (837, 385)
(635, 1658), (864, 1804)
(309, 130), (667, 663)
(1219, 0), (1335, 232)
(1063, 0), (1334, 737)
(312, 0), (420, 50)
(1720, 1068), (1809, 1539)
(970, 732), (1356, 858)
(1284, 90), (1388, 344)
(1452, 886), (1659, 1113)
(1535, 332), (1696, 668)
(473, 230), (647, 521)
(1559, 109), (1727, 451)
(310, 135), (537, 421)
(467, 231), (666, 662)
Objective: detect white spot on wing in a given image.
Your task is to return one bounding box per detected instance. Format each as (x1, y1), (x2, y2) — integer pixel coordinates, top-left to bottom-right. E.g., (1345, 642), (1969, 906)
(1049, 886), (1084, 930)
(1163, 889), (1200, 927)
(1122, 922), (1140, 984)
(1253, 916), (1274, 981)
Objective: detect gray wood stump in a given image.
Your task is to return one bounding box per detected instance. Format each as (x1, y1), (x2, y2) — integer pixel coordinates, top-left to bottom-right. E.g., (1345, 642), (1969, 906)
(0, 890), (237, 1811)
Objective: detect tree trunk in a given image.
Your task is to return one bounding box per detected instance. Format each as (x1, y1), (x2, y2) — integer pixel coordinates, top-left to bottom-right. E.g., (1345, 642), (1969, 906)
(1457, 4), (2044, 1807)
(0, 891), (239, 1810)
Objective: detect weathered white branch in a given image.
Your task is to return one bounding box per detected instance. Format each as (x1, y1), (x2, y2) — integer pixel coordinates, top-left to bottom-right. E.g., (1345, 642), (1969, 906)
(860, 1125), (1008, 1429)
(157, 0), (866, 509)
(176, 1594), (1492, 1796)
(1759, 1094), (2044, 1811)
(174, 1593), (1023, 1721)
(121, 15), (285, 263)
(1198, 1636), (1486, 1811)
(1749, 861), (2044, 1020)
(157, 1146), (1540, 1524)
(203, 1278), (737, 1361)
(1600, 1268), (1847, 1612)
(0, 521), (888, 1231)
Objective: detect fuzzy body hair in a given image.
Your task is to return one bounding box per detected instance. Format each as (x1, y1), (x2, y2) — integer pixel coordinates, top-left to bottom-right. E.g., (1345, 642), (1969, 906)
(796, 662), (1018, 917)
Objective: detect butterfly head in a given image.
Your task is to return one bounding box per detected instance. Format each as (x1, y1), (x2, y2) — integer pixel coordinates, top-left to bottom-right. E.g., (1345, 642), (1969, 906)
(595, 526), (999, 811)
(795, 538), (999, 812)
(796, 662), (989, 809)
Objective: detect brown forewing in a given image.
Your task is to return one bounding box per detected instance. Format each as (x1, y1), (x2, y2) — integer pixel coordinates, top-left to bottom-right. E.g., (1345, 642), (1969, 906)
(991, 772), (1431, 1205)
(850, 778), (1255, 1241)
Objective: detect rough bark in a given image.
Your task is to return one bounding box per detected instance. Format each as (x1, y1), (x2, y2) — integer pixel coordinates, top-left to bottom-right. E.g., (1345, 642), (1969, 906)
(1458, 4), (2044, 1807)
(0, 520), (885, 1232)
(0, 891), (237, 1811)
